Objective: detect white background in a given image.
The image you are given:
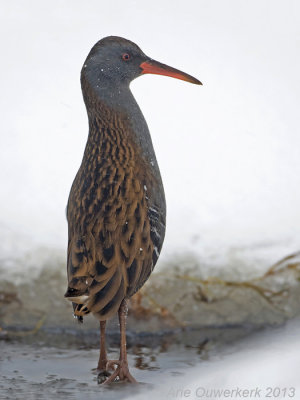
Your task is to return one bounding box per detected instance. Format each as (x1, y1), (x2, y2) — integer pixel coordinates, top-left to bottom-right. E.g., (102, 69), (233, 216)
(1, 0), (299, 274)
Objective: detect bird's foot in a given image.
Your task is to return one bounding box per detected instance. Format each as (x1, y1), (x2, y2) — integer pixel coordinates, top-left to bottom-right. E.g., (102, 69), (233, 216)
(101, 359), (137, 384)
(96, 359), (114, 384)
(97, 369), (112, 384)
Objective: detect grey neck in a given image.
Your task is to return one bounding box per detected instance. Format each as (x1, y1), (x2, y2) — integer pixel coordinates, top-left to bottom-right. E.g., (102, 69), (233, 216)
(81, 72), (160, 173)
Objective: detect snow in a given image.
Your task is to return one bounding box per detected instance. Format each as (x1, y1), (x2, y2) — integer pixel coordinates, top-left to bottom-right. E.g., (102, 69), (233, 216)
(126, 318), (300, 400)
(1, 4), (299, 396)
(0, 1), (299, 276)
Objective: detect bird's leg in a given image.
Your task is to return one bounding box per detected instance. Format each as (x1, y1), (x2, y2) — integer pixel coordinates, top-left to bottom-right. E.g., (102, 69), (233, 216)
(97, 320), (108, 370)
(103, 299), (137, 384)
(97, 320), (113, 383)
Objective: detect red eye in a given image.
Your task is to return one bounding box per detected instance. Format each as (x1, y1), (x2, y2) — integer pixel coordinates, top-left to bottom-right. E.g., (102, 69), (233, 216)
(122, 53), (130, 61)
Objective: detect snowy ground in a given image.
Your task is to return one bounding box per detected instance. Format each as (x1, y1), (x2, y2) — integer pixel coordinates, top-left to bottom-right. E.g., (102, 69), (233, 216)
(130, 318), (300, 400)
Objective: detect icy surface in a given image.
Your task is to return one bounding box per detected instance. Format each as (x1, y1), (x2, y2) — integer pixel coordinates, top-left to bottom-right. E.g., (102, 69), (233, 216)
(128, 318), (300, 400)
(1, 319), (300, 399)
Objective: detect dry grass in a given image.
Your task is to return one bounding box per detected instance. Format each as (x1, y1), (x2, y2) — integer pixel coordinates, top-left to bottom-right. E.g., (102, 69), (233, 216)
(130, 251), (300, 322)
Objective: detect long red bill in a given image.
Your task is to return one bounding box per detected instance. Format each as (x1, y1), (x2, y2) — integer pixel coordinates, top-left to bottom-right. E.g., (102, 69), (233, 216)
(140, 59), (202, 85)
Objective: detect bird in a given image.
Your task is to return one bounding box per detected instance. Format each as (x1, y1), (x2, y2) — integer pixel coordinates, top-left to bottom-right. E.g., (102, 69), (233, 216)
(64, 36), (201, 384)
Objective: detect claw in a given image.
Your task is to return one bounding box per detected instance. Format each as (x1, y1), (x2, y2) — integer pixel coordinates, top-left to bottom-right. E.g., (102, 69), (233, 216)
(101, 360), (137, 384)
(97, 355), (115, 384)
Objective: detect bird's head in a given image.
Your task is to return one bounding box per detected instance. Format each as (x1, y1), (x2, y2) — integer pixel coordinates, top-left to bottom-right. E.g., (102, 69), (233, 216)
(81, 36), (202, 87)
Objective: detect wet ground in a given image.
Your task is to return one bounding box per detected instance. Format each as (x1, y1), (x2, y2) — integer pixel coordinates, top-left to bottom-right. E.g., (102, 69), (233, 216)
(0, 325), (256, 400)
(1, 319), (300, 399)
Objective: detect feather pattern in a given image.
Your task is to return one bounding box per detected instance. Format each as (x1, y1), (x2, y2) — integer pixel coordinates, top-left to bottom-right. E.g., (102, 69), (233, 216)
(65, 76), (166, 321)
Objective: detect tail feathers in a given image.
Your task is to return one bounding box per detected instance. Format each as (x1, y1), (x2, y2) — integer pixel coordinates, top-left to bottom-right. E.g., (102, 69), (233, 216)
(64, 287), (90, 323)
(72, 302), (83, 323)
(64, 286), (89, 302)
(65, 271), (126, 322)
(72, 301), (90, 323)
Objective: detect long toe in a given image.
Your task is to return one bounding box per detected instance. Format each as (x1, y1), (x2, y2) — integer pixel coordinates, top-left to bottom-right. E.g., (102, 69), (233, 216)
(101, 360), (138, 384)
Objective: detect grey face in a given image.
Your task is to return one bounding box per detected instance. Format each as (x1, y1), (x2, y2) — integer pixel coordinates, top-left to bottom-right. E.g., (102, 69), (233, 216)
(82, 36), (148, 86)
